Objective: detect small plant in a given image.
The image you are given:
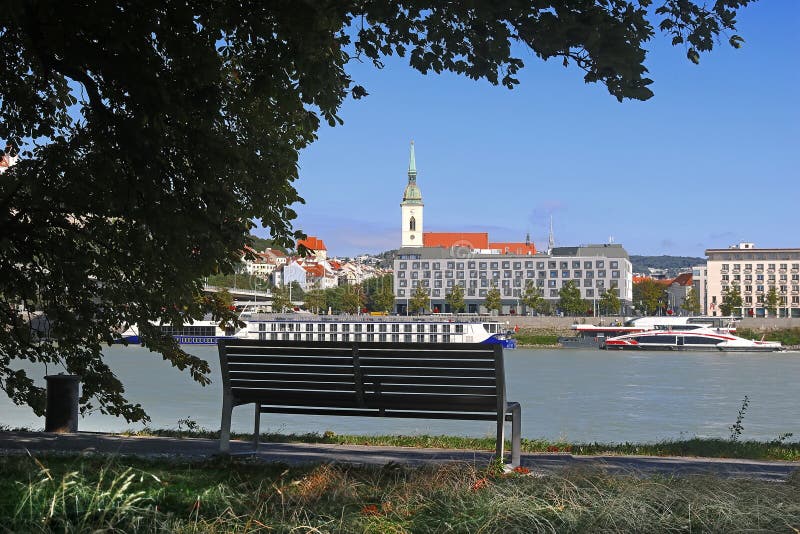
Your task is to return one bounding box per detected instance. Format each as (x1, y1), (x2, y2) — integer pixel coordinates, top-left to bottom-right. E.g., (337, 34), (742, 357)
(177, 417), (199, 432)
(728, 395), (749, 442)
(773, 432), (794, 445)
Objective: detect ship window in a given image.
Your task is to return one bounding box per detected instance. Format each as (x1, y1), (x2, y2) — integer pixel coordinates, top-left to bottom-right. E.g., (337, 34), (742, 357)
(683, 336), (722, 345)
(429, 335), (437, 343)
(455, 325), (464, 333)
(391, 334), (400, 342)
(417, 335), (425, 343)
(442, 335), (451, 343)
(404, 334), (412, 342)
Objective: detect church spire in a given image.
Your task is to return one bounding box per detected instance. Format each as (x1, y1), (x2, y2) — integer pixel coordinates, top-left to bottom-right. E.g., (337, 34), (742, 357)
(547, 216), (555, 254)
(408, 140), (417, 181)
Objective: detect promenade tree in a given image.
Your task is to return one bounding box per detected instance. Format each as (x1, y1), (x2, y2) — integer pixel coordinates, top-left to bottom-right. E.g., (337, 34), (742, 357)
(720, 286), (743, 316)
(764, 287), (780, 317)
(521, 281), (544, 316)
(409, 285), (430, 315)
(0, 2), (754, 420)
(598, 283), (621, 316)
(369, 276), (396, 314)
(485, 284), (502, 315)
(340, 284), (365, 314)
(682, 288), (702, 316)
(633, 279), (666, 315)
(271, 285), (292, 314)
(559, 281), (586, 316)
(445, 284), (466, 314)
(303, 287), (327, 314)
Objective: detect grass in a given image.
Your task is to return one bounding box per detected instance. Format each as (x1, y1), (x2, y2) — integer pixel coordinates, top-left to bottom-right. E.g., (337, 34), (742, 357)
(738, 327), (800, 346)
(1, 453), (798, 533)
(514, 333), (561, 346)
(118, 428), (800, 462)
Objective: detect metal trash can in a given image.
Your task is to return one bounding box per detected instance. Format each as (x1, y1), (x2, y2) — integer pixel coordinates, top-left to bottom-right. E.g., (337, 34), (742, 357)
(44, 374), (81, 433)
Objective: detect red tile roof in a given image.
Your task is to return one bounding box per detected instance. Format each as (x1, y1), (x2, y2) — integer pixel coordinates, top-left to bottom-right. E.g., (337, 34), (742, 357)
(488, 242), (537, 255)
(423, 232), (489, 249)
(297, 236), (327, 251)
(303, 264), (325, 277)
(671, 273), (693, 286)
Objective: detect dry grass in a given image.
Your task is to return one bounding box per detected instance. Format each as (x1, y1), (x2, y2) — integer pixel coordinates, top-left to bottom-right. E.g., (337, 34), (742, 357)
(2, 454), (798, 533)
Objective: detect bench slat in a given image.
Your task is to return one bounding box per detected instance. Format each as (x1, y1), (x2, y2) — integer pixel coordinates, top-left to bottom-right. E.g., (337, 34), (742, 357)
(361, 375), (496, 387)
(256, 406), (507, 421)
(224, 346), (353, 356)
(363, 384), (495, 395)
(230, 379), (357, 391)
(228, 364), (356, 375)
(227, 355), (355, 366)
(229, 371), (357, 382)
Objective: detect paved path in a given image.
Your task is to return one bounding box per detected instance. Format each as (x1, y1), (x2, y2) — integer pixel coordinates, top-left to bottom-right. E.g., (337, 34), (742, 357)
(1, 431), (796, 482)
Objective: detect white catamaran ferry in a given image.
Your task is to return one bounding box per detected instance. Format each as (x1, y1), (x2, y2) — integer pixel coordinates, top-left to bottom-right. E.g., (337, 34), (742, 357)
(244, 314), (517, 349)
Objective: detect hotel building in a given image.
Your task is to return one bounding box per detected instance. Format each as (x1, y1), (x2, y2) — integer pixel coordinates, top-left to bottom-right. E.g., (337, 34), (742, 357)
(705, 242), (800, 318)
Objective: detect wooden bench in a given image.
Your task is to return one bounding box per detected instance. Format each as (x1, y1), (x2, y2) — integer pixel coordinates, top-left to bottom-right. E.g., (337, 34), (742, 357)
(218, 339), (521, 467)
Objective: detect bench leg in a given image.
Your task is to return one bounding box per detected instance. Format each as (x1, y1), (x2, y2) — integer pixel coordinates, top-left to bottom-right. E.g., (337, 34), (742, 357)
(220, 393), (233, 453)
(495, 414), (506, 464)
(510, 403), (521, 468)
(253, 403), (261, 451)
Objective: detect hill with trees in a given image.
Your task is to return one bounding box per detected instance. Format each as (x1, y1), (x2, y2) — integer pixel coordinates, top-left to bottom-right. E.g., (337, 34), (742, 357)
(629, 255), (705, 276)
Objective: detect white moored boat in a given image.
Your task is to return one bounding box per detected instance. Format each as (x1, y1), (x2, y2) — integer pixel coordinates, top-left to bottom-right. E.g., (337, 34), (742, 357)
(602, 327), (782, 352)
(558, 316), (738, 348)
(244, 314), (517, 348)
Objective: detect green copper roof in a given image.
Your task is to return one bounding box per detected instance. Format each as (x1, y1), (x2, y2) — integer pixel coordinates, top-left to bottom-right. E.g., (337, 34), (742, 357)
(402, 141), (423, 205)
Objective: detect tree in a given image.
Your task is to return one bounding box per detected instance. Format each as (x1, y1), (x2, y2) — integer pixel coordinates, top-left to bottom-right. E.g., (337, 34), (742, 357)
(445, 284), (466, 314)
(303, 288), (327, 314)
(720, 285), (743, 316)
(559, 281), (586, 316)
(409, 285), (430, 315)
(682, 287), (702, 316)
(485, 283), (502, 315)
(340, 284), (365, 314)
(764, 286), (780, 317)
(1, 2), (753, 420)
(633, 279), (667, 315)
(521, 280), (544, 316)
(271, 285), (292, 313)
(598, 283), (621, 316)
(371, 277), (396, 313)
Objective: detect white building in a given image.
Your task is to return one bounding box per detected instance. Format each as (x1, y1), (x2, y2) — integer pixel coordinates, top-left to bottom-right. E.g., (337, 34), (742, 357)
(705, 242), (800, 318)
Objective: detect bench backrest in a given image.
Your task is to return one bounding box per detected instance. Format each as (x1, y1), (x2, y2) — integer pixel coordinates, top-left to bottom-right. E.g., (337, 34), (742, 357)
(219, 339), (506, 420)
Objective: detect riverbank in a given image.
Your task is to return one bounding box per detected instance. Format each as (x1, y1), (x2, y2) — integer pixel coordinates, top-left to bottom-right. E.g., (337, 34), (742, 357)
(1, 442), (798, 532)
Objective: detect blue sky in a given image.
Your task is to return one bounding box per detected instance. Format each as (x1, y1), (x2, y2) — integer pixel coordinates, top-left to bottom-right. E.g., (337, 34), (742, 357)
(260, 3), (799, 258)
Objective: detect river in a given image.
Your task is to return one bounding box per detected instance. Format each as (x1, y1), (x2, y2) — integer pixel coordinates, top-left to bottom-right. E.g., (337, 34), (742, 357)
(2, 346), (798, 443)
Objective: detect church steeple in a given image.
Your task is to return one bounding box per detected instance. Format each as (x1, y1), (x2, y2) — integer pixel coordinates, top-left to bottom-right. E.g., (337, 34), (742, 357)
(408, 140), (417, 179)
(401, 140), (423, 247)
(401, 141), (423, 205)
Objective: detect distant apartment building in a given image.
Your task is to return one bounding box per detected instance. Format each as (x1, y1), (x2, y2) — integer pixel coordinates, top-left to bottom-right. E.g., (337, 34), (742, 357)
(692, 264), (708, 314)
(705, 242), (800, 318)
(393, 142), (632, 314)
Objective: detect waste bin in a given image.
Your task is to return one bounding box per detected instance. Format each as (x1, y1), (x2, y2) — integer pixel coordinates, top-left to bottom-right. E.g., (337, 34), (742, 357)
(44, 374), (81, 433)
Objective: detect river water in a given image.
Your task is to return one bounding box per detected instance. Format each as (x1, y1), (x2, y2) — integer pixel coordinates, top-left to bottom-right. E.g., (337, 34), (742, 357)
(2, 346), (798, 443)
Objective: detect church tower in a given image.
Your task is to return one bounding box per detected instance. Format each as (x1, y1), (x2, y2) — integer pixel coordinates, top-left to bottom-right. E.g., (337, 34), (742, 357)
(401, 141), (423, 248)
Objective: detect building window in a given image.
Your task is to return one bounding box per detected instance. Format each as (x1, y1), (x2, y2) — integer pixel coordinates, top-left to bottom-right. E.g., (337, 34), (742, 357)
(409, 216), (416, 231)
(584, 261), (592, 269)
(610, 261), (619, 269)
(562, 270), (570, 278)
(550, 270), (558, 278)
(586, 289), (594, 297)
(574, 270), (582, 278)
